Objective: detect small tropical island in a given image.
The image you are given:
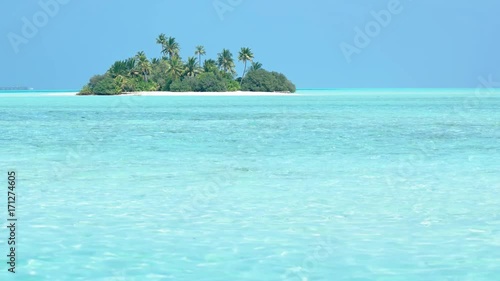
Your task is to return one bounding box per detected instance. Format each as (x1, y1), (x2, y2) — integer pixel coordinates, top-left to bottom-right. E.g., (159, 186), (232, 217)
(78, 34), (296, 95)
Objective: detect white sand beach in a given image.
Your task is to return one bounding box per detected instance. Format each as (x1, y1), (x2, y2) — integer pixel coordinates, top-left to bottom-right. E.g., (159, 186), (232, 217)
(39, 91), (298, 97)
(122, 91), (298, 96)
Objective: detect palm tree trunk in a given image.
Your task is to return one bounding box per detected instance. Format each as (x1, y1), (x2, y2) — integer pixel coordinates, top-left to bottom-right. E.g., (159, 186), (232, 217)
(240, 61), (247, 85)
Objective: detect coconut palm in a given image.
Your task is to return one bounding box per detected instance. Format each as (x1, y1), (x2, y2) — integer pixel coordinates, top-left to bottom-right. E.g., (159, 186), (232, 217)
(151, 58), (161, 65)
(195, 45), (206, 67)
(203, 59), (218, 73)
(135, 51), (151, 82)
(108, 58), (136, 77)
(185, 57), (201, 77)
(163, 37), (180, 59)
(114, 75), (128, 90)
(249, 61), (263, 72)
(156, 33), (167, 57)
(166, 57), (185, 80)
(238, 47), (254, 85)
(217, 49), (236, 75)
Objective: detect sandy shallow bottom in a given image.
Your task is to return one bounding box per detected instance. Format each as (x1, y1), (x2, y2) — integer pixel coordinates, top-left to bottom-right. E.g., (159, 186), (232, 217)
(1, 92), (500, 280)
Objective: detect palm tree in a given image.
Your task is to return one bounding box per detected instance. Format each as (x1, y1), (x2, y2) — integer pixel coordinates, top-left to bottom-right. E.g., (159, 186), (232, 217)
(114, 75), (128, 90)
(203, 59), (218, 73)
(185, 57), (201, 77)
(156, 33), (167, 57)
(238, 47), (254, 85)
(163, 37), (180, 59)
(217, 49), (236, 75)
(195, 45), (206, 68)
(151, 58), (161, 65)
(166, 57), (185, 80)
(108, 58), (136, 78)
(135, 51), (151, 82)
(249, 61), (263, 72)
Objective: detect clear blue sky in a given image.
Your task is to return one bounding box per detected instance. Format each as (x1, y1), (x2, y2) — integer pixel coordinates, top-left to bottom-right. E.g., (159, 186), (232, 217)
(1, 0), (499, 89)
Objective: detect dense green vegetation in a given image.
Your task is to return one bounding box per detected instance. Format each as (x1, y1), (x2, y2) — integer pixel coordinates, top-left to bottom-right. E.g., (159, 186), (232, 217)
(78, 35), (295, 95)
(241, 70), (296, 93)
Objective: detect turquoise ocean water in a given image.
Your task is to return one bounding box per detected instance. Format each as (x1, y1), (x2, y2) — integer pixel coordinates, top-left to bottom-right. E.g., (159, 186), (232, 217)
(1, 89), (499, 280)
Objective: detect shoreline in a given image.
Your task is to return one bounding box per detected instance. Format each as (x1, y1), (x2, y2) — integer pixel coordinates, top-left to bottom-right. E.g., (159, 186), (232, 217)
(121, 91), (298, 96)
(45, 91), (299, 97)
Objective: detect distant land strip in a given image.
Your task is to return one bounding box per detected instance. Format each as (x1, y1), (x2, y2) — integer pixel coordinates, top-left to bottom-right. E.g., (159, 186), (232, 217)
(0, 87), (32, 90)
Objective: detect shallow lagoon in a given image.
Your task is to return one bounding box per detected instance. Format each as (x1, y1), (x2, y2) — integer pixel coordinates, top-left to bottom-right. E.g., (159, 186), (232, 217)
(1, 89), (499, 280)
